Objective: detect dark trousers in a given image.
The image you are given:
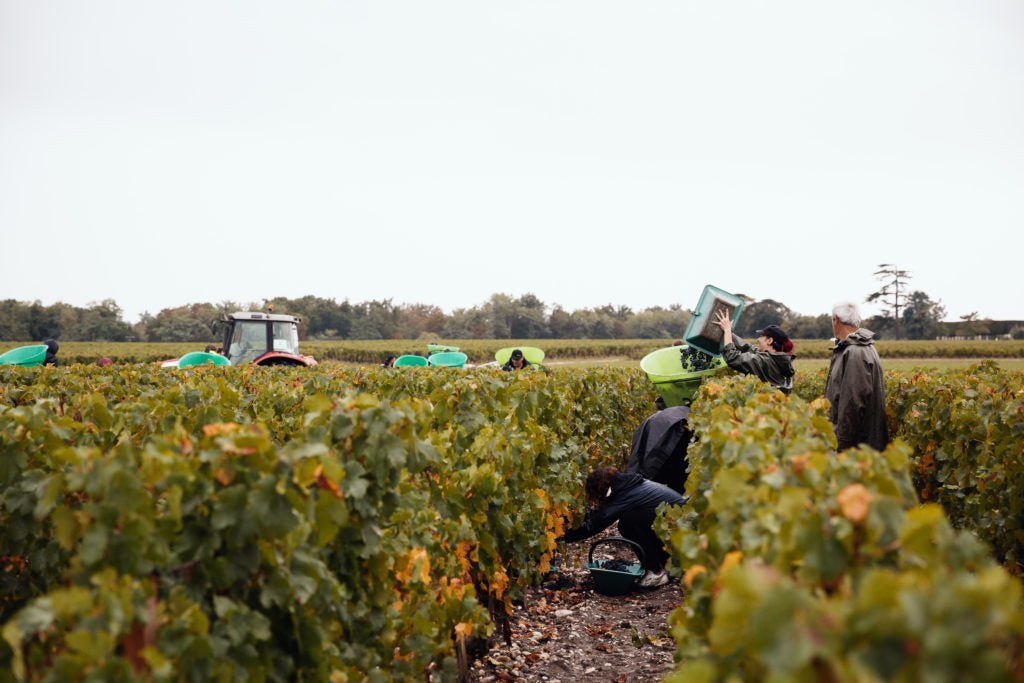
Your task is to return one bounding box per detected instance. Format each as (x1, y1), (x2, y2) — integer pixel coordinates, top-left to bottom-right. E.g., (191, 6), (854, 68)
(618, 510), (668, 571)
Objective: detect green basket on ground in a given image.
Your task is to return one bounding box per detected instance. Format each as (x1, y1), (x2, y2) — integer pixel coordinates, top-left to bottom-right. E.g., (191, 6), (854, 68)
(587, 538), (645, 595)
(0, 345), (48, 367)
(394, 355), (428, 367)
(178, 351), (230, 368)
(428, 351), (467, 368)
(427, 343), (460, 354)
(683, 284), (745, 357)
(640, 345), (727, 407)
(494, 346), (545, 366)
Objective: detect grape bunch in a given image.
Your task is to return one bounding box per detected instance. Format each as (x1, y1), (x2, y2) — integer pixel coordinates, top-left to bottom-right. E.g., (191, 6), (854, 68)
(599, 558), (637, 573)
(680, 346), (719, 372)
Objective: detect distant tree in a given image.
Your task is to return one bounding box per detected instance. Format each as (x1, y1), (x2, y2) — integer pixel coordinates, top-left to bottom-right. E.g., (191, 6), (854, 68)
(901, 291), (946, 339)
(0, 300), (31, 340)
(143, 303), (220, 342)
(624, 306), (690, 339)
(735, 299), (794, 338)
(396, 303), (446, 339)
(786, 314), (832, 340)
(548, 305), (575, 338)
(957, 312), (991, 337)
(510, 293), (550, 338)
(865, 263), (912, 339)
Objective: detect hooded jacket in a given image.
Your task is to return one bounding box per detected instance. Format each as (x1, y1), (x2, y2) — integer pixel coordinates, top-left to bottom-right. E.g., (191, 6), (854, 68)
(561, 472), (686, 543)
(824, 328), (888, 451)
(721, 335), (795, 394)
(624, 406), (690, 493)
(43, 339), (59, 367)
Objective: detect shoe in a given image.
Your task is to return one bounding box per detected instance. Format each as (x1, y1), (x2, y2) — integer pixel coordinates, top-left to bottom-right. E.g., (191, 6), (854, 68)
(638, 569), (668, 588)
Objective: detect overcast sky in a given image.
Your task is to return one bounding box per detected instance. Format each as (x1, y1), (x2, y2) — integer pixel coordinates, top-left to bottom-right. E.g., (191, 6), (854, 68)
(2, 1), (1022, 324)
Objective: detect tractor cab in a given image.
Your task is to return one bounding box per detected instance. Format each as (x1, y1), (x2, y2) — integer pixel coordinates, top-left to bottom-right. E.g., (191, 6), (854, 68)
(221, 312), (317, 367)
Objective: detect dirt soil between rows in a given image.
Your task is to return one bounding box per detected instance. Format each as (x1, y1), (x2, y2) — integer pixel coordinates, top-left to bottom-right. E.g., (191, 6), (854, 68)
(467, 527), (684, 683)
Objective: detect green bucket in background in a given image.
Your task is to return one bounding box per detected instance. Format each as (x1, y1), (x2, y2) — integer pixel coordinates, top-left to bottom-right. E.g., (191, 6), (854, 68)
(178, 351), (230, 368)
(427, 343), (460, 354)
(683, 284), (745, 357)
(640, 345), (727, 407)
(0, 345), (48, 367)
(394, 355), (429, 367)
(428, 351), (468, 368)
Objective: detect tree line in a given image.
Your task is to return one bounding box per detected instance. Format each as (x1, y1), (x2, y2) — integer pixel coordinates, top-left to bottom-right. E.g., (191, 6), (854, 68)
(1, 290), (965, 343)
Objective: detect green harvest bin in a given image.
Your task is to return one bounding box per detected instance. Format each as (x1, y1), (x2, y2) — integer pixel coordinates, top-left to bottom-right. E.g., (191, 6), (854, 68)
(0, 345), (48, 367)
(640, 345), (727, 407)
(683, 284), (745, 357)
(394, 354), (428, 367)
(428, 351), (468, 368)
(178, 351), (230, 368)
(587, 538), (644, 596)
(427, 343), (460, 354)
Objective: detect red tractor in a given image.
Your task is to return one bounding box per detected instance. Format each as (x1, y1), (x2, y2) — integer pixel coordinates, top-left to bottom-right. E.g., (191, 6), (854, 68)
(219, 311), (317, 367)
(160, 311), (317, 368)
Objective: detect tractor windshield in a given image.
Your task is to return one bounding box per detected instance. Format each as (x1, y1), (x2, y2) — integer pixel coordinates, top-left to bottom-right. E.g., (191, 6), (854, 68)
(228, 321), (269, 365)
(271, 322), (300, 355)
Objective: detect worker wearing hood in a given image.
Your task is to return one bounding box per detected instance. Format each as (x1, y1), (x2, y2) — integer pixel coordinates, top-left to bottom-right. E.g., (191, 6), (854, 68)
(43, 339), (59, 367)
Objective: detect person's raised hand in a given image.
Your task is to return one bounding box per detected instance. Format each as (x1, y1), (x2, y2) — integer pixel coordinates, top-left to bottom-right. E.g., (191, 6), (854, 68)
(713, 308), (732, 332)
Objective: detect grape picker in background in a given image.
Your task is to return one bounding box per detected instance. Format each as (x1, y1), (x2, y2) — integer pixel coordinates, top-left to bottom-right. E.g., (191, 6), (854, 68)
(825, 301), (888, 451)
(624, 405), (691, 495)
(501, 348), (531, 371)
(43, 339), (59, 367)
(712, 310), (796, 394)
(558, 466), (686, 588)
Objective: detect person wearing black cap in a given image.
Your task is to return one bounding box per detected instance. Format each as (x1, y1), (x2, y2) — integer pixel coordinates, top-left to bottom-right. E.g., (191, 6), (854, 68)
(501, 348), (531, 371)
(712, 310), (795, 394)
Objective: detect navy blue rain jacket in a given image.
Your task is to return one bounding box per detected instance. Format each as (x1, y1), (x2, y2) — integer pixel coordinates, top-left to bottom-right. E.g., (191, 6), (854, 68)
(561, 472), (686, 543)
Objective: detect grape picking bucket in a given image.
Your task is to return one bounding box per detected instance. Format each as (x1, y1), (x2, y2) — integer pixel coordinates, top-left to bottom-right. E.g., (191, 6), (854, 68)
(640, 345), (727, 407)
(683, 284), (745, 357)
(394, 355), (428, 367)
(0, 345), (47, 367)
(178, 351), (230, 368)
(427, 343), (459, 354)
(586, 538), (645, 595)
(428, 351), (468, 368)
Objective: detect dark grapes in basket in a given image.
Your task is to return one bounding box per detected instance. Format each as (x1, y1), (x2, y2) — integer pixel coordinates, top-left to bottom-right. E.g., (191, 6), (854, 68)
(679, 346), (718, 372)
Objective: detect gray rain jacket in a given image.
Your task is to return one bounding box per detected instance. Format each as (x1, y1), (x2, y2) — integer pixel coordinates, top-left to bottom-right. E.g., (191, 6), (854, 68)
(721, 335), (795, 394)
(824, 328), (888, 451)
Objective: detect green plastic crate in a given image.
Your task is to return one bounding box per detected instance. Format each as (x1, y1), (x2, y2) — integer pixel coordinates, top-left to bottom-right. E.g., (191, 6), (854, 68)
(0, 345), (47, 367)
(683, 284), (745, 357)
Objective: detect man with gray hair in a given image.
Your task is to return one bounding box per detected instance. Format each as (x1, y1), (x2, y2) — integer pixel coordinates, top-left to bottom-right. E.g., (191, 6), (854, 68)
(824, 301), (888, 451)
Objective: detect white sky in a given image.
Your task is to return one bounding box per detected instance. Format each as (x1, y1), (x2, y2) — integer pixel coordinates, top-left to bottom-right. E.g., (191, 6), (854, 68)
(2, 1), (1022, 324)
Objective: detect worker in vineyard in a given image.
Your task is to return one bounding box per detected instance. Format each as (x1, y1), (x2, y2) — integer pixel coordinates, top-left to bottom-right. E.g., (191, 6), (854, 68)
(382, 355), (396, 368)
(502, 348), (531, 371)
(624, 406), (691, 494)
(825, 301), (888, 451)
(43, 339), (59, 367)
(712, 310), (795, 394)
(558, 466), (685, 588)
